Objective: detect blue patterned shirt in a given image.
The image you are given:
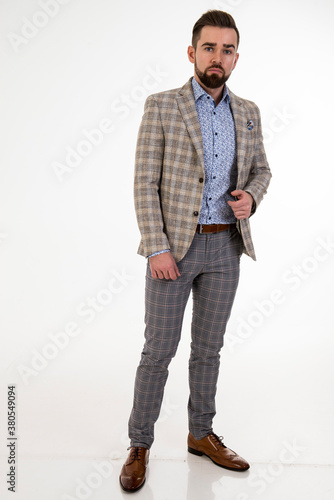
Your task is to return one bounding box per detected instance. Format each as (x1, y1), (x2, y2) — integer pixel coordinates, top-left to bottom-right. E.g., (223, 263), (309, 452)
(192, 77), (237, 224)
(149, 77), (237, 258)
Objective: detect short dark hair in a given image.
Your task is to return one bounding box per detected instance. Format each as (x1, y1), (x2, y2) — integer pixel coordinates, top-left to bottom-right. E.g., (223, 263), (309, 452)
(192, 10), (240, 49)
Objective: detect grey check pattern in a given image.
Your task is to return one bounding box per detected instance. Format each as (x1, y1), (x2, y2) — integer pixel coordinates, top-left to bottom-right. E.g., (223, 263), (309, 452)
(128, 227), (243, 448)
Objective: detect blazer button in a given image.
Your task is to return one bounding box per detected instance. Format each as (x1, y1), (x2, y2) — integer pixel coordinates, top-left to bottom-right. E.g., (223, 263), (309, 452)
(193, 211), (199, 216)
(199, 177), (204, 183)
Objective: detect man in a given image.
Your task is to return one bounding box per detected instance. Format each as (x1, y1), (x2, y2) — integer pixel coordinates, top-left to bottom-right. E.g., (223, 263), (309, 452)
(120, 10), (271, 492)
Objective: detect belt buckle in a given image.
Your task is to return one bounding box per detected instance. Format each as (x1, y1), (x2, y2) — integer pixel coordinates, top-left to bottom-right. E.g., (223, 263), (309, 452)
(199, 224), (203, 234)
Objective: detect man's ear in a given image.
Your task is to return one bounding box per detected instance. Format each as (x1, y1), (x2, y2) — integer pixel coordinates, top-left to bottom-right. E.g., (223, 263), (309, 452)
(232, 52), (239, 71)
(187, 45), (195, 64)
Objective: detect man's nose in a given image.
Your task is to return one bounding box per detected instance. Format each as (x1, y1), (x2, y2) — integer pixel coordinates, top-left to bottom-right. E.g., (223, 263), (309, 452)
(211, 52), (222, 64)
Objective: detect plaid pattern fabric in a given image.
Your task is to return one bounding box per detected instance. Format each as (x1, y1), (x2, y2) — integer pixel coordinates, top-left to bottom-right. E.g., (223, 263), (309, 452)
(134, 77), (271, 262)
(128, 228), (243, 447)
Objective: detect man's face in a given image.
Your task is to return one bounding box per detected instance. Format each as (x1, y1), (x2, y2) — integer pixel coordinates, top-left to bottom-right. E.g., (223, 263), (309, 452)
(188, 26), (239, 89)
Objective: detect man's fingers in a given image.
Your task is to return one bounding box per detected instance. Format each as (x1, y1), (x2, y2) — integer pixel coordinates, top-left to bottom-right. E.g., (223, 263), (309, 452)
(231, 189), (243, 197)
(234, 209), (251, 219)
(228, 199), (244, 209)
(168, 269), (176, 280)
(229, 190), (252, 219)
(168, 264), (181, 281)
(149, 252), (181, 280)
(165, 264), (180, 280)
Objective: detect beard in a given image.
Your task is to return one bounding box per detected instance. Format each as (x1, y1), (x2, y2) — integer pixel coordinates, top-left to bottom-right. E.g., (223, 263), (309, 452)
(195, 60), (230, 89)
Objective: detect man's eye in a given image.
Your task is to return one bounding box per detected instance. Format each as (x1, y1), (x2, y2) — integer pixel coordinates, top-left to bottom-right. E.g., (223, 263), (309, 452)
(205, 47), (213, 51)
(224, 50), (231, 54)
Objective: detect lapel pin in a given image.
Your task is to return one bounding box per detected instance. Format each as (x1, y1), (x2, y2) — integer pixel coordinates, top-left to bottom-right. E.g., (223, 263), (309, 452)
(247, 120), (254, 131)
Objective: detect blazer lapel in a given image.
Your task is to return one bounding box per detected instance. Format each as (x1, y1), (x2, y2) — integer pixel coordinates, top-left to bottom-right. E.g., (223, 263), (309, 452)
(229, 89), (247, 187)
(176, 81), (249, 183)
(176, 78), (205, 172)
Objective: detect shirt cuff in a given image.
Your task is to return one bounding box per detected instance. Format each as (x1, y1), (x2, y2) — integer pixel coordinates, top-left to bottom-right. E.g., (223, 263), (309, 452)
(148, 249), (170, 259)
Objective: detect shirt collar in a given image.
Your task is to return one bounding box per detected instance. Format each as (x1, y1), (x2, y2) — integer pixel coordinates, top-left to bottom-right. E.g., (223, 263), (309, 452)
(191, 76), (230, 104)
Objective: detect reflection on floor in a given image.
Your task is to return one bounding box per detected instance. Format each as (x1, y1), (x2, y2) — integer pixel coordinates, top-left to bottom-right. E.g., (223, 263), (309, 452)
(8, 454), (334, 500)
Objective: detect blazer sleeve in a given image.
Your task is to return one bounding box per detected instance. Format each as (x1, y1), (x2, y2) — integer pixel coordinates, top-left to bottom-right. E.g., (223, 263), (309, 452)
(243, 104), (272, 213)
(134, 95), (170, 257)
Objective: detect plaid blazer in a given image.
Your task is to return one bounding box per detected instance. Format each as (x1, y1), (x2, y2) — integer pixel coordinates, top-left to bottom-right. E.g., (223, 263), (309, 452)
(134, 77), (271, 262)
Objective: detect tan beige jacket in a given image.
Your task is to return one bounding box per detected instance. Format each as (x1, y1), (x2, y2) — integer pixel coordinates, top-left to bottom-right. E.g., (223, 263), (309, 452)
(134, 77), (271, 262)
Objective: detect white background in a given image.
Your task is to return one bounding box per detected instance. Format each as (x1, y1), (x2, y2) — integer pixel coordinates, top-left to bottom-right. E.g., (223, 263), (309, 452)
(1, 0), (334, 499)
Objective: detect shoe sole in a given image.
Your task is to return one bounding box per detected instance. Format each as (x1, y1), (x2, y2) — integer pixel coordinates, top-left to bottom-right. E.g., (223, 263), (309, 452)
(188, 446), (250, 472)
(119, 476), (146, 493)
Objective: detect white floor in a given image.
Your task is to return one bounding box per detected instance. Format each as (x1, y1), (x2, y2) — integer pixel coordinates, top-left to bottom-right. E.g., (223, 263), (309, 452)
(2, 455), (334, 500)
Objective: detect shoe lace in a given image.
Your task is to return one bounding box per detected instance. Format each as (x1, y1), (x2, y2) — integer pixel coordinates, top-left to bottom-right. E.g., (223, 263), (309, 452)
(210, 433), (227, 449)
(127, 446), (143, 461)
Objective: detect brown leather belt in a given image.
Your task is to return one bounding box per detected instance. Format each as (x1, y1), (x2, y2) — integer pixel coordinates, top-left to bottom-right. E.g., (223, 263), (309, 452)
(196, 223), (236, 234)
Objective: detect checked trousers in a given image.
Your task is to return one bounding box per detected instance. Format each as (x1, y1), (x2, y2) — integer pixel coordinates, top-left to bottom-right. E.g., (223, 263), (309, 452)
(128, 226), (243, 449)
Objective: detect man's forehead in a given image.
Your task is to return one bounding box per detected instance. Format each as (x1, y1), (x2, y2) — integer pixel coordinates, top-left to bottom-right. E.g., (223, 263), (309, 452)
(199, 26), (237, 43)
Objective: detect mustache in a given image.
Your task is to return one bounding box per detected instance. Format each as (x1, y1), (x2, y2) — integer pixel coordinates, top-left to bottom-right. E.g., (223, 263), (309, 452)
(207, 65), (224, 71)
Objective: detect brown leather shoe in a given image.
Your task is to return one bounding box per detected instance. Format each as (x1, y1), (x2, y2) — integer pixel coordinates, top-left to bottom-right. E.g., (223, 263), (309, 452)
(188, 432), (250, 471)
(119, 447), (149, 492)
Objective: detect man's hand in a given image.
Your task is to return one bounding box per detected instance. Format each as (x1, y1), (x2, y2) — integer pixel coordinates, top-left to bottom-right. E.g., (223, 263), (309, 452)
(227, 190), (254, 220)
(149, 252), (181, 280)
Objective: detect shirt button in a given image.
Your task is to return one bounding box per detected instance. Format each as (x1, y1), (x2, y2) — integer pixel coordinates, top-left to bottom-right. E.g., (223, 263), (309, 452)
(199, 177), (204, 183)
(209, 197), (212, 200)
(193, 211), (199, 216)
(209, 217), (212, 220)
(215, 154), (218, 157)
(213, 112), (216, 115)
(213, 176), (216, 179)
(215, 132), (218, 135)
